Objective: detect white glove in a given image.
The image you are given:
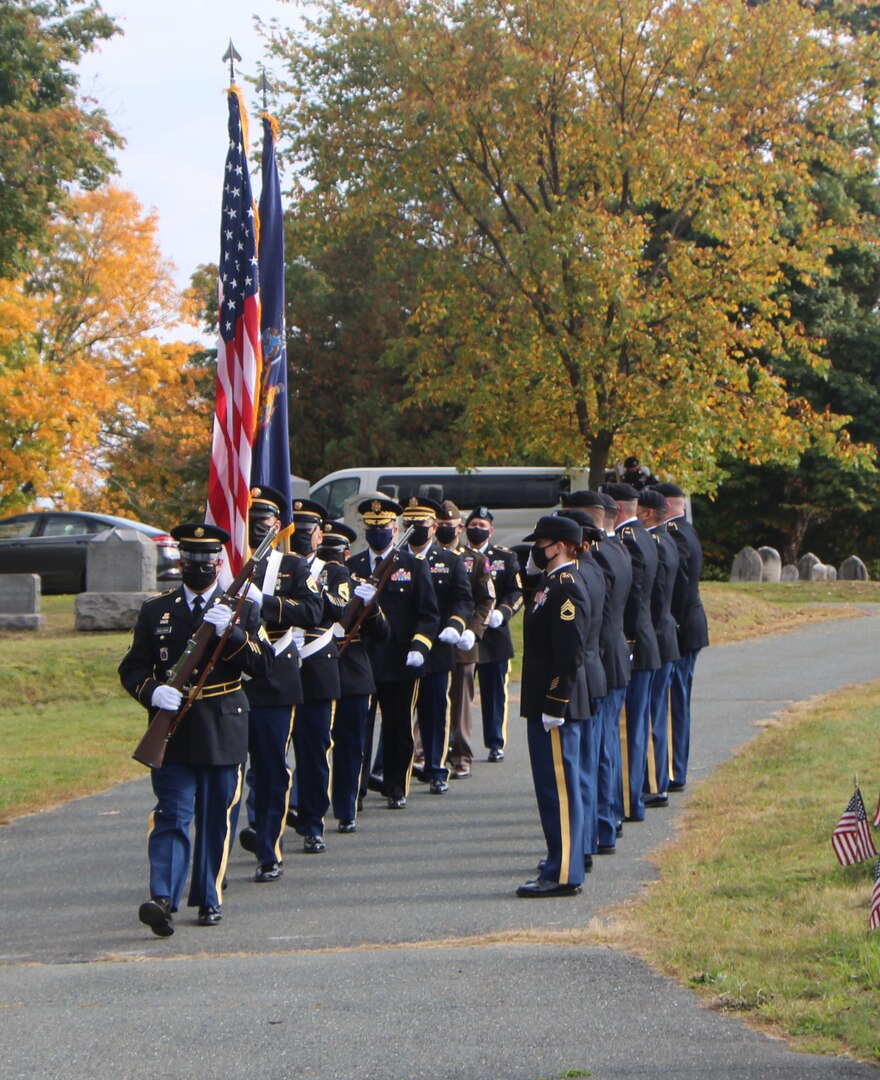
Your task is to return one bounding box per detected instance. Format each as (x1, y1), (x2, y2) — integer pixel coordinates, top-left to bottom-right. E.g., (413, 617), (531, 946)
(456, 629), (476, 651)
(525, 551), (540, 576)
(542, 713), (565, 731)
(245, 581), (263, 605)
(203, 602), (234, 636)
(354, 581), (377, 603)
(438, 626), (461, 645)
(488, 610), (504, 629)
(291, 628), (306, 650)
(406, 650), (425, 668)
(151, 684), (183, 712)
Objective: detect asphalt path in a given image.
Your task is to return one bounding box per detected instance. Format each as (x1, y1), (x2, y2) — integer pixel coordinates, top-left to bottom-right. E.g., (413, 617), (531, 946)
(2, 609), (879, 1079)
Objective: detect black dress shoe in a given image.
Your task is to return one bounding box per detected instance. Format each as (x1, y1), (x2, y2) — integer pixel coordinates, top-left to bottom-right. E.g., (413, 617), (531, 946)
(516, 878), (582, 898)
(337, 819), (357, 833)
(584, 855), (593, 873)
(303, 834), (326, 854)
(624, 814), (644, 823)
(239, 826), (257, 854)
(597, 844), (616, 855)
(366, 773), (384, 793)
(429, 778), (449, 794)
(487, 748), (505, 763)
(668, 781), (686, 792)
(387, 796), (407, 810)
(138, 897), (174, 937)
(286, 807), (299, 830)
(197, 905), (222, 926)
(644, 793), (669, 808)
(254, 862), (283, 883)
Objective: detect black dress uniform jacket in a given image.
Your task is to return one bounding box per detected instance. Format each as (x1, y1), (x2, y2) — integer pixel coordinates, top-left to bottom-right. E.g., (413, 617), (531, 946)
(300, 558), (351, 702)
(245, 552), (323, 709)
(476, 545), (523, 664)
(594, 535), (632, 691)
(650, 526), (682, 664)
(520, 565), (589, 720)
(575, 549), (608, 703)
(119, 587), (273, 765)
(416, 542), (474, 675)
(346, 548), (441, 682)
(666, 516), (710, 653)
(615, 519), (661, 671)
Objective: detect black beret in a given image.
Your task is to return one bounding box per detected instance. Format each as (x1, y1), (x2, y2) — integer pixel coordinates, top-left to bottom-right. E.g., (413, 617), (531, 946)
(523, 514), (583, 545)
(249, 485), (287, 517)
(638, 488), (667, 512)
(556, 508), (591, 528)
(601, 482), (639, 501)
(559, 489), (606, 509)
(465, 505), (494, 525)
(437, 499), (461, 521)
(652, 482), (685, 498)
(599, 492), (619, 512)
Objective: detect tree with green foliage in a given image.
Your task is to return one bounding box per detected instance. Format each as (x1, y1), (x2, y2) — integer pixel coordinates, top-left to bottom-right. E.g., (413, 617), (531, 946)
(0, 0), (121, 279)
(268, 0), (878, 489)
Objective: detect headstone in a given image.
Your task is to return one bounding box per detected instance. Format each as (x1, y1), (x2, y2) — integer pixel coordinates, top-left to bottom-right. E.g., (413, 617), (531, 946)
(730, 546), (763, 582)
(75, 527), (159, 631)
(0, 574), (45, 630)
(758, 546), (782, 583)
(797, 552), (821, 580)
(826, 565), (837, 582)
(809, 562), (831, 582)
(86, 527), (157, 592)
(780, 564), (799, 581)
(839, 555), (869, 581)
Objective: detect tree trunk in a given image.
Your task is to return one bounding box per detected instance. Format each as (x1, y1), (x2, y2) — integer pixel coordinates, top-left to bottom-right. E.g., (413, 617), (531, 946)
(588, 433), (612, 491)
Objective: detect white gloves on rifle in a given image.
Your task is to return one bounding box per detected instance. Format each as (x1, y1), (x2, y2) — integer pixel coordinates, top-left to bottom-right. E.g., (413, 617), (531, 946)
(151, 684), (183, 712)
(245, 582), (263, 606)
(291, 628), (306, 650)
(488, 610), (504, 630)
(354, 581), (377, 604)
(406, 651), (425, 669)
(542, 713), (564, 732)
(203, 602), (234, 636)
(456, 629), (476, 652)
(438, 626), (461, 646)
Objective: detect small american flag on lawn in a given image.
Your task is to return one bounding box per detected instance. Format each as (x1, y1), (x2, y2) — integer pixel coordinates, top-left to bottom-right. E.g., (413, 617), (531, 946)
(831, 787), (877, 867)
(870, 856), (880, 933)
(872, 790), (880, 830)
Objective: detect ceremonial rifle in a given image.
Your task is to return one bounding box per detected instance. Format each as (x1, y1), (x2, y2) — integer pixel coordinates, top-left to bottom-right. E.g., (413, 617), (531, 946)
(131, 527), (286, 769)
(336, 525), (414, 656)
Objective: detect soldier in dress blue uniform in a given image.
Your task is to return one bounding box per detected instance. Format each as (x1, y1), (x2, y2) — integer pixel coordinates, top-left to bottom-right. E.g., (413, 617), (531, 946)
(467, 507), (523, 762)
(403, 496), (473, 794)
(603, 482), (660, 824)
(119, 523), (273, 936)
(347, 497), (440, 809)
(239, 487), (323, 883)
(517, 515), (589, 898)
(636, 488), (681, 807)
(653, 482), (710, 791)
(321, 520), (390, 833)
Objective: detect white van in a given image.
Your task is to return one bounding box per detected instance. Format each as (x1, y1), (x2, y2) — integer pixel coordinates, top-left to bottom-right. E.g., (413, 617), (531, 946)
(309, 466), (589, 550)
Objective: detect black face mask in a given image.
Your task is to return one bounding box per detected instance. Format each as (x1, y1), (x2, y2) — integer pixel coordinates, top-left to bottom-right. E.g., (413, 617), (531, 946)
(181, 564), (219, 591)
(466, 526), (490, 547)
(249, 520), (273, 549)
(290, 529), (315, 556)
(317, 545), (346, 564)
(407, 523), (432, 547)
(435, 524), (458, 545)
(365, 526), (393, 552)
(530, 543), (554, 571)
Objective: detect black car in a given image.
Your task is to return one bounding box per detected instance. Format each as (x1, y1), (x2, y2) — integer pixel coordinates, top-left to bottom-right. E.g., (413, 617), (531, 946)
(0, 511), (181, 594)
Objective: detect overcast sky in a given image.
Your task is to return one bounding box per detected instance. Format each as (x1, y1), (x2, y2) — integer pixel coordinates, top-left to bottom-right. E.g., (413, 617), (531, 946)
(78, 1), (306, 334)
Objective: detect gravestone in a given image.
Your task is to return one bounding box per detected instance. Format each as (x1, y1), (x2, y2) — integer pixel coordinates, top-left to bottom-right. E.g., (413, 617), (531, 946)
(758, 546), (782, 583)
(797, 552), (821, 581)
(780, 564), (799, 581)
(809, 562), (834, 582)
(730, 546), (763, 582)
(839, 555), (869, 581)
(0, 574), (45, 630)
(74, 528), (158, 631)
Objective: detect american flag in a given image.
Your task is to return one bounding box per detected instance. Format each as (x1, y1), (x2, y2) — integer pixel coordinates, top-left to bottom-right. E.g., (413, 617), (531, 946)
(831, 787), (877, 867)
(870, 856), (880, 932)
(206, 87), (262, 576)
(873, 790), (880, 830)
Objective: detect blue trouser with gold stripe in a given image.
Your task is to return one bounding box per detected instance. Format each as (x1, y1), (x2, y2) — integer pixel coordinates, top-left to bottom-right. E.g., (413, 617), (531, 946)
(247, 704), (295, 866)
(669, 649), (700, 786)
(622, 669), (653, 821)
(577, 703), (603, 856)
(645, 661), (673, 796)
(526, 717), (584, 886)
(148, 762), (241, 910)
(332, 693), (370, 822)
(291, 700), (334, 837)
(597, 686), (626, 848)
(476, 659), (509, 752)
(416, 670), (452, 781)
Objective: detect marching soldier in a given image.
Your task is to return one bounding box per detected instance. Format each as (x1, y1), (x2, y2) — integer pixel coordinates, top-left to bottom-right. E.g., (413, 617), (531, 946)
(403, 496), (473, 794)
(347, 497), (440, 809)
(238, 487), (322, 883)
(467, 507), (524, 762)
(119, 523), (273, 935)
(517, 515), (588, 898)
